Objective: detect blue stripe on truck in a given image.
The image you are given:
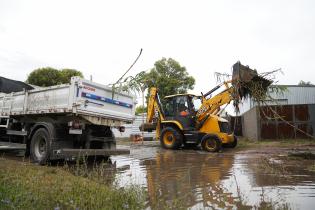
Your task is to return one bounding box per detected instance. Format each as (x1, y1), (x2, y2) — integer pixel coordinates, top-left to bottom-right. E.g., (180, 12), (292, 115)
(81, 92), (133, 108)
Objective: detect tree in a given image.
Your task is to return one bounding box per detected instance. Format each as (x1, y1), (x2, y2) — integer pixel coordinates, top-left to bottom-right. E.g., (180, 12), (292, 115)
(27, 67), (83, 87)
(60, 69), (83, 84)
(117, 58), (195, 107)
(26, 67), (61, 87)
(135, 105), (147, 115)
(141, 58), (195, 101)
(298, 80), (313, 86)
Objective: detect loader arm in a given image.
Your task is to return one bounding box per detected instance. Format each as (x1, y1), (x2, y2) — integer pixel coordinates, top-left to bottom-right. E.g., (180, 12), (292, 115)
(142, 87), (166, 139)
(146, 87), (165, 123)
(195, 61), (271, 124)
(196, 82), (234, 126)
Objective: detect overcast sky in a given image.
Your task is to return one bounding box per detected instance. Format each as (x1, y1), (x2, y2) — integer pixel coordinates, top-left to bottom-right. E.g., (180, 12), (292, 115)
(1, 0), (314, 97)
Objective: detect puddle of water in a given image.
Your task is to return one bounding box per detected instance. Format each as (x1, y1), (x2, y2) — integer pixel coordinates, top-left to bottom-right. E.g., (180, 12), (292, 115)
(2, 141), (315, 209)
(109, 146), (315, 209)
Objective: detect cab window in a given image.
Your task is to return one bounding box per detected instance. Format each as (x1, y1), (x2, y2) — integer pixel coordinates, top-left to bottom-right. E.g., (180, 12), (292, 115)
(164, 98), (175, 116)
(176, 96), (189, 116)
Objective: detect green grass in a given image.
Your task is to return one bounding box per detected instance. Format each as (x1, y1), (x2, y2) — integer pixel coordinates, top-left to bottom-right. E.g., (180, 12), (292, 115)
(0, 158), (145, 210)
(236, 138), (315, 149)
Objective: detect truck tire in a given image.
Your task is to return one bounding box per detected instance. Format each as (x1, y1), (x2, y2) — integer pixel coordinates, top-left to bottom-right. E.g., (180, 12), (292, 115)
(222, 135), (238, 148)
(160, 127), (183, 150)
(30, 128), (51, 165)
(201, 134), (222, 152)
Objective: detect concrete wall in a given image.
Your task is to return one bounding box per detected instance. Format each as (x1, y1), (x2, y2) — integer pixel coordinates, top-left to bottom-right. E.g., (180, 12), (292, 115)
(242, 107), (259, 140)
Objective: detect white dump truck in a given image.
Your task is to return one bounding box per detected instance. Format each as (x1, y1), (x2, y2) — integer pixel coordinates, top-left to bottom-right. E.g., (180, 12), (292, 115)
(0, 76), (135, 164)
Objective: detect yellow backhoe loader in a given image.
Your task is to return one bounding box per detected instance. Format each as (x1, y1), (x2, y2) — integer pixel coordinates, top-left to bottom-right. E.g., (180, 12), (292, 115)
(141, 62), (270, 152)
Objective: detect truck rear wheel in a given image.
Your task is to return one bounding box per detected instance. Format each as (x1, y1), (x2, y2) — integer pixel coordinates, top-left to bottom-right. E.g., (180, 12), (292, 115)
(30, 128), (50, 165)
(201, 134), (222, 152)
(160, 127), (183, 150)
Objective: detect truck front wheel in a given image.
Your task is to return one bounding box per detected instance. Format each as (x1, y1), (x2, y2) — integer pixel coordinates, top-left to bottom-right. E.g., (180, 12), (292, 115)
(30, 128), (50, 165)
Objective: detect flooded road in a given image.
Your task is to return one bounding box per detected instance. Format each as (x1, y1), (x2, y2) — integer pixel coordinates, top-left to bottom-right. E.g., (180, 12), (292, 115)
(110, 144), (315, 209)
(1, 142), (315, 209)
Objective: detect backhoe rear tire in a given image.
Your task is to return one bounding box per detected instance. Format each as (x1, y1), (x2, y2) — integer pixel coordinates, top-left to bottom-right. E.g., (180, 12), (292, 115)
(201, 134), (222, 152)
(160, 127), (183, 150)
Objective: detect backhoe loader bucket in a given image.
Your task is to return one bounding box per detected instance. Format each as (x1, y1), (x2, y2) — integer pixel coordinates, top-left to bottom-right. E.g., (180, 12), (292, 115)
(232, 61), (271, 99)
(139, 122), (156, 132)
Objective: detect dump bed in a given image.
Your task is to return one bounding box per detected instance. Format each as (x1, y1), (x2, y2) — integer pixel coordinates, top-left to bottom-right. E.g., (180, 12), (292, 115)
(0, 77), (135, 125)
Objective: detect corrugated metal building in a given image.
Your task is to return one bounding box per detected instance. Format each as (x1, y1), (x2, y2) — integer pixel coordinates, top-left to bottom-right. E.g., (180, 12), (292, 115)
(241, 85), (315, 140)
(238, 85), (315, 115)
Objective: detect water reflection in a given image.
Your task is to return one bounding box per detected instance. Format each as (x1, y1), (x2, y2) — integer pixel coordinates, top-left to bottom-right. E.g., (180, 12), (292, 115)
(110, 146), (315, 209)
(142, 150), (237, 209)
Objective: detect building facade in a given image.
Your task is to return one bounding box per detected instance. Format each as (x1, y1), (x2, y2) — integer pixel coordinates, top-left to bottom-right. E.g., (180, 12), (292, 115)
(241, 85), (315, 140)
(238, 85), (315, 115)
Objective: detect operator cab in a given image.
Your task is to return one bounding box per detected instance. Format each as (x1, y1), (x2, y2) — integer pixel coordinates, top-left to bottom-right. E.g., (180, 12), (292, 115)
(163, 94), (200, 130)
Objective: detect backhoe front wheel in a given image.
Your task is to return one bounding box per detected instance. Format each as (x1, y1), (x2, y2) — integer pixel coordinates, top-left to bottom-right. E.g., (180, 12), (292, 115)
(201, 134), (222, 152)
(160, 127), (183, 150)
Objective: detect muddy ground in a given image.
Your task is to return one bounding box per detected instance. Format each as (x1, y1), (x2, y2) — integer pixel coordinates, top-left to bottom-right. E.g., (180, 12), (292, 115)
(1, 140), (315, 209)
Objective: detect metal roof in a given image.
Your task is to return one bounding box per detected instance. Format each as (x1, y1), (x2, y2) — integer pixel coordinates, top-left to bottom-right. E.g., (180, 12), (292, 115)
(271, 85), (315, 88)
(239, 85), (315, 115)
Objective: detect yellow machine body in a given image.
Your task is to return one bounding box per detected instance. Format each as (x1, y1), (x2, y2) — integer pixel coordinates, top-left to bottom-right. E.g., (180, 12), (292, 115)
(141, 62), (269, 152)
